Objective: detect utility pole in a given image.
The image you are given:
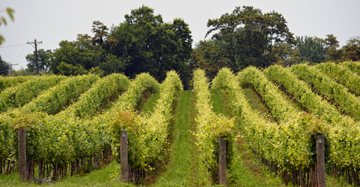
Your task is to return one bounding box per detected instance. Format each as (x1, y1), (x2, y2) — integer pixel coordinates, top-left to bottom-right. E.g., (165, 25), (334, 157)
(27, 39), (42, 75)
(9, 63), (18, 75)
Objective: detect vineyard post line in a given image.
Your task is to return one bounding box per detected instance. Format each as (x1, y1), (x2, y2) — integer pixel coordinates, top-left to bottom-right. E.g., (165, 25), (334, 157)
(18, 127), (27, 182)
(219, 134), (227, 185)
(316, 135), (325, 187)
(121, 131), (129, 183)
(27, 39), (42, 75)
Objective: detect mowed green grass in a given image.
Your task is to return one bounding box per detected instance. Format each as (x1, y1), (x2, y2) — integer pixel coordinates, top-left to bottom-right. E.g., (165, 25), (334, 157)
(210, 88), (285, 186)
(139, 91), (160, 115)
(155, 90), (212, 186)
(233, 87), (352, 187)
(0, 89), (353, 186)
(0, 162), (133, 187)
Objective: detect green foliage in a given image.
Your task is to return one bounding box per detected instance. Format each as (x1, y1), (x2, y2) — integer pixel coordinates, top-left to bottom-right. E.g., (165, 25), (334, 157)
(0, 75), (66, 113)
(291, 64), (360, 121)
(0, 74), (99, 163)
(25, 49), (52, 72)
(212, 67), (328, 172)
(343, 36), (360, 61)
(11, 112), (52, 162)
(49, 7), (193, 89)
(193, 69), (235, 175)
(264, 65), (345, 125)
(205, 6), (296, 70)
(111, 71), (182, 170)
(0, 55), (9, 75)
(57, 61), (89, 76)
(341, 61), (360, 75)
(108, 6), (193, 88)
(0, 7), (15, 45)
(99, 54), (128, 76)
(192, 41), (229, 79)
(295, 36), (327, 64)
(57, 73), (129, 118)
(0, 75), (30, 93)
(272, 42), (300, 67)
(238, 67), (298, 123)
(0, 7), (14, 26)
(49, 40), (95, 74)
(264, 65), (360, 170)
(91, 20), (109, 46)
(325, 34), (343, 62)
(138, 91), (160, 115)
(91, 72), (160, 162)
(88, 66), (104, 77)
(316, 62), (360, 95)
(0, 73), (160, 169)
(156, 91), (201, 186)
(20, 74), (99, 115)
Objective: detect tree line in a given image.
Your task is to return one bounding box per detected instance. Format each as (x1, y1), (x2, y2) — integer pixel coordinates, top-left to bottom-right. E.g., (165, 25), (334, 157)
(1, 5), (359, 89)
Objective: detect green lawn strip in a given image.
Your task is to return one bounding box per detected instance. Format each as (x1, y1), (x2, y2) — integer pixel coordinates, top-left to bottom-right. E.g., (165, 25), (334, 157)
(229, 138), (285, 187)
(155, 90), (211, 186)
(188, 90), (212, 187)
(210, 89), (230, 115)
(0, 162), (133, 187)
(242, 85), (303, 122)
(242, 87), (274, 122)
(138, 91), (160, 115)
(211, 88), (285, 186)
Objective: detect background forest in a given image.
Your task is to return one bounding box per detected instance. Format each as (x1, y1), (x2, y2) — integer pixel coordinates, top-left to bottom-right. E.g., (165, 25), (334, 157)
(1, 5), (359, 89)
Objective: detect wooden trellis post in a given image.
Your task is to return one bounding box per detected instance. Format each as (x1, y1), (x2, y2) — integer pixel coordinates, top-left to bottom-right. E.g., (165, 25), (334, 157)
(18, 127), (27, 182)
(316, 135), (325, 187)
(121, 131), (129, 183)
(219, 134), (226, 185)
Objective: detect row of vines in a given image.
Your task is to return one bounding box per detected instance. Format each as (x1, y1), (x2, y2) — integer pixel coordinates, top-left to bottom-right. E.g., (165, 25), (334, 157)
(210, 61), (360, 186)
(213, 67), (328, 186)
(193, 69), (235, 183)
(1, 61), (360, 185)
(0, 73), (160, 181)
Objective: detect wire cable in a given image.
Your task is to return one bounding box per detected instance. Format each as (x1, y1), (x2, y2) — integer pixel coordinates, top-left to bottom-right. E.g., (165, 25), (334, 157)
(9, 45), (30, 63)
(0, 44), (27, 48)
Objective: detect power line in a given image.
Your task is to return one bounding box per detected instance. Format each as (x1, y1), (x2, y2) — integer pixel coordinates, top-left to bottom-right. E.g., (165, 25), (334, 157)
(9, 63), (18, 75)
(0, 44), (27, 48)
(27, 39), (42, 74)
(9, 45), (29, 63)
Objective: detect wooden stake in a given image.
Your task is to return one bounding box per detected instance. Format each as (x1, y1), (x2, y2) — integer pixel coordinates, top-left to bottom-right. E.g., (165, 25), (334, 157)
(52, 163), (57, 181)
(121, 131), (129, 183)
(316, 135), (325, 187)
(219, 135), (226, 185)
(28, 158), (34, 181)
(39, 160), (43, 180)
(18, 127), (27, 182)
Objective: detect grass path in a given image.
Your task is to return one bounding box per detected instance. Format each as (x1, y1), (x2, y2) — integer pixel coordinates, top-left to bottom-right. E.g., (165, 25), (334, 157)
(211, 89), (285, 186)
(0, 88), (352, 186)
(155, 90), (211, 186)
(0, 162), (132, 187)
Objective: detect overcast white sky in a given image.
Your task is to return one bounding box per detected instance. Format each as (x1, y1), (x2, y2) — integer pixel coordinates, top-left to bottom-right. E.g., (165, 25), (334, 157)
(0, 0), (359, 70)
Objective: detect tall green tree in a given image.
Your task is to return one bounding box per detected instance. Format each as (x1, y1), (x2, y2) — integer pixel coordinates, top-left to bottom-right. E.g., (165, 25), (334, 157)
(194, 40), (231, 76)
(25, 49), (52, 72)
(91, 20), (109, 47)
(343, 36), (360, 61)
(48, 40), (95, 74)
(99, 54), (128, 75)
(325, 34), (343, 62)
(272, 42), (300, 67)
(205, 6), (295, 70)
(295, 36), (327, 63)
(108, 5), (193, 87)
(0, 55), (9, 75)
